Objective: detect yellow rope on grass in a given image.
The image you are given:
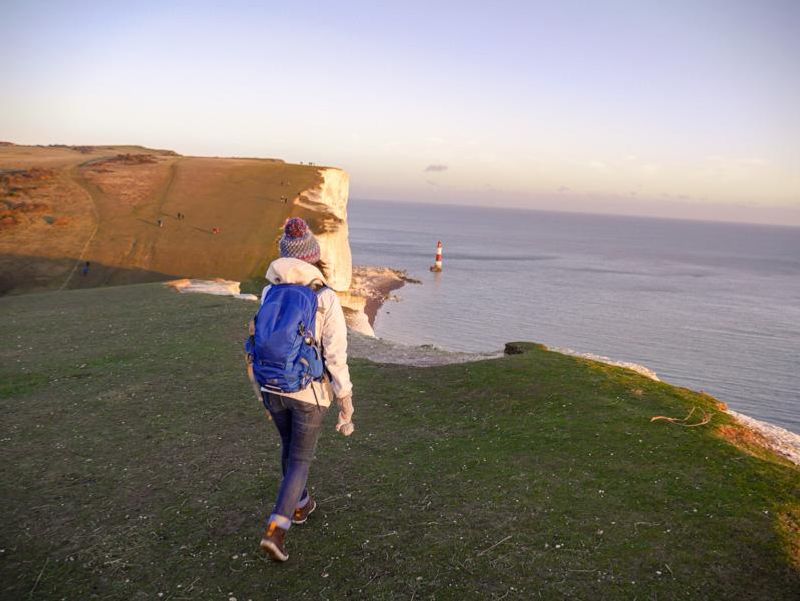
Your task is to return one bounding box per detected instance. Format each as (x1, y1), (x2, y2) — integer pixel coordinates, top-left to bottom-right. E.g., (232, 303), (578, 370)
(650, 406), (712, 427)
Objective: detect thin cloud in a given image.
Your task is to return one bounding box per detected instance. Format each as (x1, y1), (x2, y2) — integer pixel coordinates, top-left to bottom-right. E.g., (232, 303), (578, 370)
(424, 164), (448, 172)
(738, 157), (767, 166)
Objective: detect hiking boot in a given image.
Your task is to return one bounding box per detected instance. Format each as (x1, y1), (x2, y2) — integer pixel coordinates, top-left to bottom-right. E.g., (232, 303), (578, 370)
(292, 498), (317, 525)
(260, 522), (288, 562)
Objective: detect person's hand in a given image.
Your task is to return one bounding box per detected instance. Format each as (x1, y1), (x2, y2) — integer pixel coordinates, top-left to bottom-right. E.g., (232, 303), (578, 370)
(335, 394), (355, 436)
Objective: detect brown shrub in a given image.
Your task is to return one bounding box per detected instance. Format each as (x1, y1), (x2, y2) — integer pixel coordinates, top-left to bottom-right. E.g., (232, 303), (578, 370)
(16, 202), (50, 214)
(0, 214), (19, 227)
(24, 168), (53, 180)
(89, 154), (158, 169)
(715, 424), (794, 468)
(0, 168), (54, 195)
(718, 424), (770, 449)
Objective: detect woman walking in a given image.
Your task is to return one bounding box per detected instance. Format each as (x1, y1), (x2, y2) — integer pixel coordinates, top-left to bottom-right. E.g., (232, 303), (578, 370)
(254, 217), (355, 562)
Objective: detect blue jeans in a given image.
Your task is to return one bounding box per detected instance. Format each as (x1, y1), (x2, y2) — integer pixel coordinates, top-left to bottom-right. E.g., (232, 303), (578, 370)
(262, 392), (328, 529)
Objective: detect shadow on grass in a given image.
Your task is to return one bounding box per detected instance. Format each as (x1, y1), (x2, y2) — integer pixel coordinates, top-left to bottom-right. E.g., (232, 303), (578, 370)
(0, 253), (181, 296)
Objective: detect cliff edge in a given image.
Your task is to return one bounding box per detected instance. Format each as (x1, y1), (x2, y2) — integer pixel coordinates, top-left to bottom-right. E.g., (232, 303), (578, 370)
(293, 167), (352, 291)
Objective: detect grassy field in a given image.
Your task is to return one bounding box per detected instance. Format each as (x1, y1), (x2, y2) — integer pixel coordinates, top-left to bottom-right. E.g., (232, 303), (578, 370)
(1, 284), (798, 600)
(1, 145), (325, 295)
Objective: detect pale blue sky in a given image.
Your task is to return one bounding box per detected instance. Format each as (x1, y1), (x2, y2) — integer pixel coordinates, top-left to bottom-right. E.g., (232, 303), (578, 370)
(3, 0), (799, 223)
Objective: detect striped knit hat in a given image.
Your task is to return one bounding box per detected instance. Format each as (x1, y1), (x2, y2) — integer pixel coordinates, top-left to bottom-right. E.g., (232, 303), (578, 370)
(279, 218), (321, 264)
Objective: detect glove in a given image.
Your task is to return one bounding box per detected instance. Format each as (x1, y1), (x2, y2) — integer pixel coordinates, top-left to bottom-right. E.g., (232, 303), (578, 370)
(335, 394), (355, 436)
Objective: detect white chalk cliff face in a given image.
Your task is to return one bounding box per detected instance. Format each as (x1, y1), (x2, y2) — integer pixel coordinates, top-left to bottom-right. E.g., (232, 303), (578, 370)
(294, 168), (352, 292)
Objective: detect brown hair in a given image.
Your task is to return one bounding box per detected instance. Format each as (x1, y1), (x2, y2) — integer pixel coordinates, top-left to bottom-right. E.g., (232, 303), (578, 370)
(313, 259), (328, 278)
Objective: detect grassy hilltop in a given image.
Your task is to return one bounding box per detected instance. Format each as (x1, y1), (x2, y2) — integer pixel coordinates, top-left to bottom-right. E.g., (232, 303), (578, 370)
(1, 283), (798, 600)
(0, 144), (326, 295)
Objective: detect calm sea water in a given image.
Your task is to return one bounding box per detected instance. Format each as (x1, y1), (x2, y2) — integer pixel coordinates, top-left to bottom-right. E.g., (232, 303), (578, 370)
(349, 199), (800, 434)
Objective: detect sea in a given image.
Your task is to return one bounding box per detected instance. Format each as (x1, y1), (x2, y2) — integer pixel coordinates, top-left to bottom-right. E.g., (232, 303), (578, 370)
(348, 199), (800, 435)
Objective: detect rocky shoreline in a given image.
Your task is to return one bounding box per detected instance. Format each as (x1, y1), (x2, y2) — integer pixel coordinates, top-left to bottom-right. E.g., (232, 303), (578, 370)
(337, 266), (420, 336)
(347, 330), (501, 366)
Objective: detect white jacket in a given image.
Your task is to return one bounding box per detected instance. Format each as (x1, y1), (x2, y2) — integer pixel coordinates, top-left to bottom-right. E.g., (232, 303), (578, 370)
(259, 257), (352, 407)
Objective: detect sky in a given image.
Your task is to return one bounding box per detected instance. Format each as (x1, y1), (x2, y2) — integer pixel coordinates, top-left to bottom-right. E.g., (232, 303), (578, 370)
(2, 0), (799, 224)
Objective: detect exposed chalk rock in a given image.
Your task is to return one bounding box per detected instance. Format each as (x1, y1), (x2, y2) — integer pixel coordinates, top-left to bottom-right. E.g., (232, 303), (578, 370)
(338, 266), (418, 337)
(343, 306), (375, 337)
(553, 346), (661, 381)
(295, 168), (352, 292)
(166, 278), (258, 301)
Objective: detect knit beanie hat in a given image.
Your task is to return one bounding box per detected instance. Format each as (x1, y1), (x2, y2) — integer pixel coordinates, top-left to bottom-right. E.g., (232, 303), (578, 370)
(279, 218), (321, 264)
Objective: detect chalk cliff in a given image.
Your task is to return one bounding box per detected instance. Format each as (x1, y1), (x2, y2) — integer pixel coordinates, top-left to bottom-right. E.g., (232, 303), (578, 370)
(295, 168), (352, 292)
(293, 174), (417, 337)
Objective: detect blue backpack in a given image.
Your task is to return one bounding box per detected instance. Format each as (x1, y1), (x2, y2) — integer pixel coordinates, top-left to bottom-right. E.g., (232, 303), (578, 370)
(245, 284), (325, 393)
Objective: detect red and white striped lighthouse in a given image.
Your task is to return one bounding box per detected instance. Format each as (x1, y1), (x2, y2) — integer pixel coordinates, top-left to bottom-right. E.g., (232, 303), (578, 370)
(430, 240), (443, 272)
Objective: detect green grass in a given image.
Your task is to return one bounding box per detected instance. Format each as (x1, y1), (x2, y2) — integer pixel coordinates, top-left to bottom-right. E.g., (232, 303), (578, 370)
(1, 284), (798, 599)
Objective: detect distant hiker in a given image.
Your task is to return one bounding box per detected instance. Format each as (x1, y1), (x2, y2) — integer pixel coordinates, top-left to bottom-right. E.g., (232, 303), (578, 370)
(212, 227), (220, 234)
(246, 217), (354, 562)
(158, 218), (163, 228)
(81, 261), (90, 276)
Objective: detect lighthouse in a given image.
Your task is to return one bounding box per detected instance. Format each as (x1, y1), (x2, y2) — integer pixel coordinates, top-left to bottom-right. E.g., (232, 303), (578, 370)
(430, 240), (443, 272)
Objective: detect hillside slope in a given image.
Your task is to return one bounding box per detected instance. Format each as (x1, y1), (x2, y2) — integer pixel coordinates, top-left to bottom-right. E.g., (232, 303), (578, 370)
(0, 144), (341, 295)
(1, 283), (797, 599)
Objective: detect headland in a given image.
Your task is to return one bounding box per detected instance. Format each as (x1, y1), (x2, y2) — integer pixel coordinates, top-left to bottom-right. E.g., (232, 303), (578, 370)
(1, 144), (798, 598)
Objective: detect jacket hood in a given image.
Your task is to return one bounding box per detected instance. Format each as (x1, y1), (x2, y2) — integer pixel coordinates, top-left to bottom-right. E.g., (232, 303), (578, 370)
(266, 257), (327, 288)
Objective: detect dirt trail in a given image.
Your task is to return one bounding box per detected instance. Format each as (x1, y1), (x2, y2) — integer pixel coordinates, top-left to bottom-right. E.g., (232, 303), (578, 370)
(122, 159), (180, 276)
(61, 156), (182, 287)
(58, 164), (100, 290)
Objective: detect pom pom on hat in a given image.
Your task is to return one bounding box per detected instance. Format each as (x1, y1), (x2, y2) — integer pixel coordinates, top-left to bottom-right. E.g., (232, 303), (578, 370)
(284, 217), (308, 239)
(279, 217), (321, 264)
